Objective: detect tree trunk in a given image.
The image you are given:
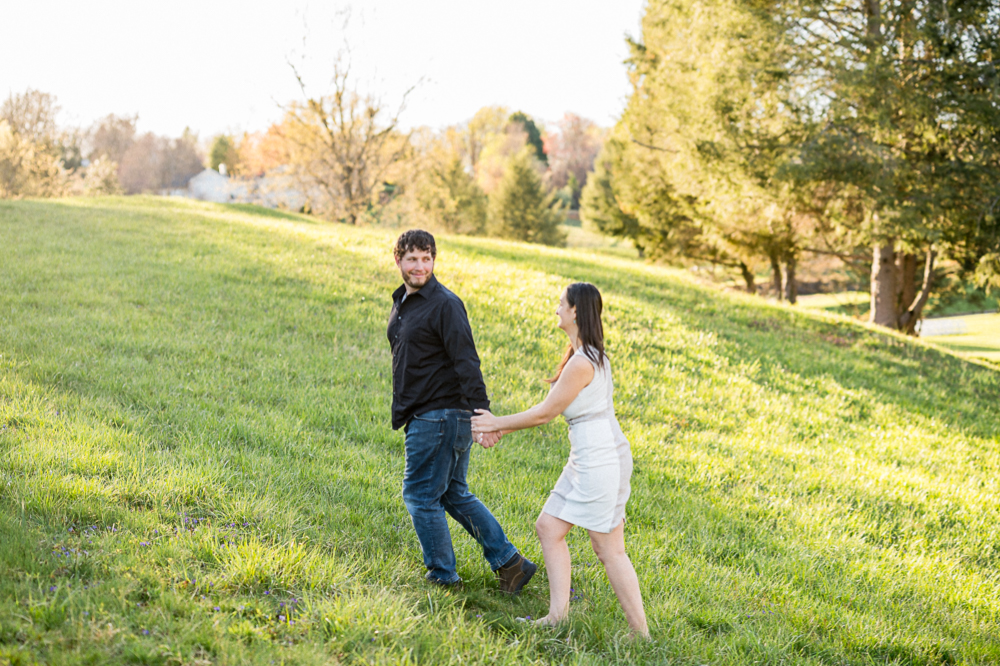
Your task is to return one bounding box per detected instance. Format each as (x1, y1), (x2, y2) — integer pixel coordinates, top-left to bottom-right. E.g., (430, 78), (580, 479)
(770, 253), (783, 301)
(899, 248), (937, 334)
(865, 0), (881, 41)
(898, 252), (917, 315)
(739, 261), (756, 294)
(783, 255), (797, 305)
(870, 241), (898, 327)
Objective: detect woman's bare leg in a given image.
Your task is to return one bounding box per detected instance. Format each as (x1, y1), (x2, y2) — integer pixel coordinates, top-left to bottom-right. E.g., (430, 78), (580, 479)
(589, 521), (649, 638)
(535, 511), (574, 625)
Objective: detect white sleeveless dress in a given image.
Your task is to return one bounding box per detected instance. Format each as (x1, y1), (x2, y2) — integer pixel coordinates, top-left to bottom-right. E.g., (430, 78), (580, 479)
(542, 347), (632, 533)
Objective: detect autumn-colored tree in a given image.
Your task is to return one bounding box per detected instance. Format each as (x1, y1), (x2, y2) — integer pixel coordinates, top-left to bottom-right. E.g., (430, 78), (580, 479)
(116, 131), (203, 194)
(545, 113), (604, 208)
(89, 114), (137, 165)
(82, 157), (123, 195)
(234, 125), (289, 177)
(0, 89), (68, 198)
(475, 121), (529, 195)
(160, 129), (203, 188)
(460, 106), (509, 178)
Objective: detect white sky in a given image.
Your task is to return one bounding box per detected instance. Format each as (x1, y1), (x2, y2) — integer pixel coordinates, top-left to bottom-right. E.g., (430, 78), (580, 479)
(2, 0), (645, 140)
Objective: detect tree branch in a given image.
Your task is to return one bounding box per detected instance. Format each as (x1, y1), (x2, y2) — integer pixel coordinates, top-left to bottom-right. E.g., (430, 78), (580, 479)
(630, 136), (677, 153)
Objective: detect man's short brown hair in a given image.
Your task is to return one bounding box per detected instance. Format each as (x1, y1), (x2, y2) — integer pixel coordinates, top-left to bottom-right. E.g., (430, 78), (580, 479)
(394, 229), (437, 261)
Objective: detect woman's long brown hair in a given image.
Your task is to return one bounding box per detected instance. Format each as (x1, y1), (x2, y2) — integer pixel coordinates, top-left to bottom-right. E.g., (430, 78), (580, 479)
(546, 282), (606, 384)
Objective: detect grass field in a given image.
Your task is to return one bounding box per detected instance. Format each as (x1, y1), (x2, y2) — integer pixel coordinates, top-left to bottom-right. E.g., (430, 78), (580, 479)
(2, 197), (1000, 665)
(799, 295), (1000, 364)
(922, 314), (1000, 364)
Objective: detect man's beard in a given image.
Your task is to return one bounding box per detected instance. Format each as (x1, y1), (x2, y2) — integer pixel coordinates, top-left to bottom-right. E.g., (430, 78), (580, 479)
(403, 271), (431, 289)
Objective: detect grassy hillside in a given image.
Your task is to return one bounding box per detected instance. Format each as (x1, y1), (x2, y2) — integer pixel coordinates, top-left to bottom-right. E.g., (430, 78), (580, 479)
(1, 197), (999, 665)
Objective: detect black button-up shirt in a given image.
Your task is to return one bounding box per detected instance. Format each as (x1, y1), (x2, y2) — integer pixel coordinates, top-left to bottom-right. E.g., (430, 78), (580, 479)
(387, 275), (491, 430)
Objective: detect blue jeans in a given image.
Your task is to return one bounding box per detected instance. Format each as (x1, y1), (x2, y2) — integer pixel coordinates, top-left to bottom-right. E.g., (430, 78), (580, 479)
(402, 408), (517, 584)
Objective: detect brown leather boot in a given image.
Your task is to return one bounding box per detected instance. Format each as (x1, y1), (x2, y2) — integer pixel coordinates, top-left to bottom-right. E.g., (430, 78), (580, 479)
(496, 553), (537, 595)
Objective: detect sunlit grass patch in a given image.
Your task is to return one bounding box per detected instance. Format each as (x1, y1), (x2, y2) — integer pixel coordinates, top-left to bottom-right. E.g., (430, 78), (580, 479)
(929, 312), (1000, 363)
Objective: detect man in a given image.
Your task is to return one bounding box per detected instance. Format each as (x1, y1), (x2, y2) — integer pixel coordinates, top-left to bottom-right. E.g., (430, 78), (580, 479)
(387, 229), (536, 592)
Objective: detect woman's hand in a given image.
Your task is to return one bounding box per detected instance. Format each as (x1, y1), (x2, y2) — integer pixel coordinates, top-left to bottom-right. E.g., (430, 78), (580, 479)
(472, 409), (500, 433)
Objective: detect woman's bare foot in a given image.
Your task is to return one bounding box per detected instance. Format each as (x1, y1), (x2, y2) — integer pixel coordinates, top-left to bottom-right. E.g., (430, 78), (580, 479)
(531, 614), (565, 627)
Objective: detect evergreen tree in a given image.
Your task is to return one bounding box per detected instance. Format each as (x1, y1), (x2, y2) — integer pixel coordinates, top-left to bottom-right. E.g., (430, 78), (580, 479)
(609, 0), (1000, 316)
(781, 0), (1000, 330)
(611, 0), (799, 295)
(580, 139), (644, 256)
(509, 112), (547, 165)
(208, 135), (239, 173)
(489, 148), (566, 246)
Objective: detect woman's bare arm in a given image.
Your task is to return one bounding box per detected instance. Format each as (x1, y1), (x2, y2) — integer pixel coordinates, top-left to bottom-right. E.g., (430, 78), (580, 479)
(472, 356), (594, 433)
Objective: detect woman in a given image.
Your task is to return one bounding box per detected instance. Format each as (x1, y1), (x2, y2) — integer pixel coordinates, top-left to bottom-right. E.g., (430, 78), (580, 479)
(471, 282), (648, 637)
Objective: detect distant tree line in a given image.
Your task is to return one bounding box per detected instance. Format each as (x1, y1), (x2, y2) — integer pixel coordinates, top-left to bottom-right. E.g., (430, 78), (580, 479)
(0, 89), (204, 198)
(2, 86), (607, 250)
(209, 100), (605, 247)
(582, 0), (1000, 331)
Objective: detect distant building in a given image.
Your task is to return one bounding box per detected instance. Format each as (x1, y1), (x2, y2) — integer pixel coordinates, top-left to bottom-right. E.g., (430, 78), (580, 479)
(181, 166), (306, 211)
(187, 168), (233, 203)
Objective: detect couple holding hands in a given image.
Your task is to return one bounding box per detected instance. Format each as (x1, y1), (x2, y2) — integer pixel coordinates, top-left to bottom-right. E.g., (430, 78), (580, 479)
(387, 229), (647, 637)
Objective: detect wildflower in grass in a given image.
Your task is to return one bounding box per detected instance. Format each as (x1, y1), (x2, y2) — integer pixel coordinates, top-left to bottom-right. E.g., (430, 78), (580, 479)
(142, 629), (149, 635)
(214, 606), (220, 612)
(278, 615), (285, 622)
(49, 586), (56, 592)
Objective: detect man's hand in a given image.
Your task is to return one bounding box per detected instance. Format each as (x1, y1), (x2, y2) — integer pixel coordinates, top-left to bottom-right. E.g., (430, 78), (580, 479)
(476, 430), (502, 449)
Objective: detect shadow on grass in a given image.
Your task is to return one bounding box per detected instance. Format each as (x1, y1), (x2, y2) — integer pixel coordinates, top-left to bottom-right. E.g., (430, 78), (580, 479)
(445, 237), (1000, 443)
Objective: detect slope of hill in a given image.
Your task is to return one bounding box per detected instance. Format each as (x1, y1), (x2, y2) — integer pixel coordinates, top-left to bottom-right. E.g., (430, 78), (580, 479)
(1, 197), (999, 665)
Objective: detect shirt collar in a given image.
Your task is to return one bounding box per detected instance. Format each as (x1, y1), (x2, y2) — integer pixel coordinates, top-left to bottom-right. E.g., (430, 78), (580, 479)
(393, 273), (439, 303)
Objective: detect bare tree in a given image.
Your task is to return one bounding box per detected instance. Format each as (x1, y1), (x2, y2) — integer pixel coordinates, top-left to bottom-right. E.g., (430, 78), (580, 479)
(1, 89), (59, 145)
(545, 113), (604, 204)
(282, 31), (416, 223)
(88, 114), (137, 164)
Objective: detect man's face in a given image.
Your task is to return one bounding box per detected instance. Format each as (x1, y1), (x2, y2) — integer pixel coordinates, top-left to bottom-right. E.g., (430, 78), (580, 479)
(396, 248), (435, 291)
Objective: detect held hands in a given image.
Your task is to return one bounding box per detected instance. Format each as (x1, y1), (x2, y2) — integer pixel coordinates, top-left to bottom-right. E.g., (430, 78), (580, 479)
(475, 430), (502, 449)
(472, 409), (502, 449)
